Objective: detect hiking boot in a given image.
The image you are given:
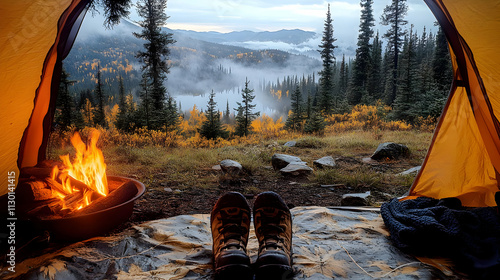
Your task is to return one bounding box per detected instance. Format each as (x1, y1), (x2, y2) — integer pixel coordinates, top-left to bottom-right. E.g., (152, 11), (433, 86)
(211, 192), (252, 280)
(253, 191), (293, 280)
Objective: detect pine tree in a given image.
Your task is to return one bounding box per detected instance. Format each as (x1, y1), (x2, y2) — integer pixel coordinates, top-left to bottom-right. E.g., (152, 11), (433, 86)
(200, 90), (226, 139)
(339, 54), (347, 96)
(55, 68), (75, 130)
(381, 0), (408, 105)
(223, 100), (231, 124)
(392, 25), (418, 121)
(367, 31), (383, 100)
(349, 0), (375, 105)
(137, 75), (152, 127)
(317, 4), (337, 115)
(164, 96), (179, 132)
(116, 75), (130, 130)
(304, 109), (326, 135)
(285, 85), (304, 131)
(235, 78), (259, 136)
(134, 0), (175, 128)
(93, 63), (107, 127)
(433, 25), (453, 93)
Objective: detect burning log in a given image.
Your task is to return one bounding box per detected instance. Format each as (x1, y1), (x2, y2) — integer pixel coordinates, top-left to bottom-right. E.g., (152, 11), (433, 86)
(20, 167), (58, 180)
(26, 190), (83, 219)
(70, 180), (137, 217)
(16, 180), (53, 201)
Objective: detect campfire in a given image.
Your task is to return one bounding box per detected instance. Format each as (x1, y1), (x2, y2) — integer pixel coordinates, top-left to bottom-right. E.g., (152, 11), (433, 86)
(18, 130), (140, 222)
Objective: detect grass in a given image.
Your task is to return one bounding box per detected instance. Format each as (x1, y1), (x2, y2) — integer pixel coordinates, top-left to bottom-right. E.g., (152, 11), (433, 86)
(47, 129), (433, 201)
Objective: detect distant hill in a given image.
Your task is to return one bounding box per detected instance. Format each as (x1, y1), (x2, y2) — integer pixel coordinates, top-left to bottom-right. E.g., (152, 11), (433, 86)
(172, 28), (317, 45)
(63, 17), (321, 104)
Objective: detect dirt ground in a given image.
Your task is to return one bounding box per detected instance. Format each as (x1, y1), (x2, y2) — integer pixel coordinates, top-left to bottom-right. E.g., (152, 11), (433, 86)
(124, 155), (412, 229)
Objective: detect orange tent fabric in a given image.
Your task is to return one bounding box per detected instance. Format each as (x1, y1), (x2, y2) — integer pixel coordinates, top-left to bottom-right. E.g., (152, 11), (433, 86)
(0, 0), (89, 196)
(409, 0), (500, 207)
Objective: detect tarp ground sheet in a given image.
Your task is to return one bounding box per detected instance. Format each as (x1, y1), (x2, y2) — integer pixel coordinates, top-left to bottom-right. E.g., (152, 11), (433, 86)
(2, 207), (444, 279)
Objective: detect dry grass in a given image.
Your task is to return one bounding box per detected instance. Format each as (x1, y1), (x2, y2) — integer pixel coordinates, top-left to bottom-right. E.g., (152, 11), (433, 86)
(48, 128), (433, 201)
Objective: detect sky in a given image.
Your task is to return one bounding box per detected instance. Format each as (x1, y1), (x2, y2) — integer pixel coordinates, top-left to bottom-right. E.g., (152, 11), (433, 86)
(125, 0), (438, 40)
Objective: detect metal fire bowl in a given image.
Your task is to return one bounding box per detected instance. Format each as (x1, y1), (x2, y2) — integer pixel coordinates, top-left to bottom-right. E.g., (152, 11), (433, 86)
(33, 176), (145, 241)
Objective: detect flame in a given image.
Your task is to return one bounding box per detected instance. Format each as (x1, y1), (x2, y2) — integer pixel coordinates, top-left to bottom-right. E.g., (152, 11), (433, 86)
(51, 130), (108, 211)
(61, 130), (108, 196)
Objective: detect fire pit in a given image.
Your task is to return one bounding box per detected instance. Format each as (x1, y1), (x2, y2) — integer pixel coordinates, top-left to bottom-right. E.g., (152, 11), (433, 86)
(16, 130), (145, 241)
(32, 176), (145, 241)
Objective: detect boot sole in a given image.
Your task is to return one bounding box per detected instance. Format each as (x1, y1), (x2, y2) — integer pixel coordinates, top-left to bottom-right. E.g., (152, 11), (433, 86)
(214, 264), (253, 280)
(255, 264), (293, 280)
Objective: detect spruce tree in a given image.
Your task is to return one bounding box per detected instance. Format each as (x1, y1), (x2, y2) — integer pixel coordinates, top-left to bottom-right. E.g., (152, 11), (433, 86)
(433, 25), (453, 93)
(93, 63), (107, 127)
(317, 4), (337, 115)
(116, 75), (130, 130)
(348, 0), (375, 105)
(234, 78), (259, 136)
(367, 31), (383, 100)
(200, 90), (225, 139)
(381, 0), (408, 105)
(285, 85), (304, 131)
(137, 75), (152, 127)
(134, 0), (175, 128)
(304, 109), (326, 135)
(55, 68), (77, 130)
(164, 96), (180, 132)
(223, 100), (231, 124)
(392, 26), (418, 121)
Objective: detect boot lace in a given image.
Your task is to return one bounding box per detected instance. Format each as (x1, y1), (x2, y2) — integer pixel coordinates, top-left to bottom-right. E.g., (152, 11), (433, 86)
(218, 209), (248, 250)
(256, 209), (287, 251)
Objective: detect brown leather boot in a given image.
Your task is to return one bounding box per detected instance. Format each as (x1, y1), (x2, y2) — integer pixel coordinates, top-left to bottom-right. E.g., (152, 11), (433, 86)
(253, 191), (293, 280)
(211, 192), (253, 280)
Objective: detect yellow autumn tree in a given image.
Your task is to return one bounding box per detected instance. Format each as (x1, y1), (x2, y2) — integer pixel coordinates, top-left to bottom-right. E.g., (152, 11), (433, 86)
(251, 114), (285, 137)
(180, 105), (207, 137)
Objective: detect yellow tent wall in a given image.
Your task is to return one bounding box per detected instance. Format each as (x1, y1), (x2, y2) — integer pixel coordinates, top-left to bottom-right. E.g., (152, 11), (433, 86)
(0, 0), (89, 196)
(410, 0), (500, 207)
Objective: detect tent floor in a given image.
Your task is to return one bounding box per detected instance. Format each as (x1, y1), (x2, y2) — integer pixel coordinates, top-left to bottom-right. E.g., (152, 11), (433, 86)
(3, 207), (462, 279)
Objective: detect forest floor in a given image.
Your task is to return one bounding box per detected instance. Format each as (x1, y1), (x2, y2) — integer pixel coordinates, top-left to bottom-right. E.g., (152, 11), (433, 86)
(49, 130), (433, 229)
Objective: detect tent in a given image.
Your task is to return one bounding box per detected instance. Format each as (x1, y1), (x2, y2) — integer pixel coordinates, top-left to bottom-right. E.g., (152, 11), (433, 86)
(1, 0), (500, 208)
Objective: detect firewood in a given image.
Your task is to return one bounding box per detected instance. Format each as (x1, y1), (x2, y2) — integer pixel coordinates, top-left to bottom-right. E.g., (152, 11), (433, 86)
(70, 180), (137, 216)
(16, 180), (53, 201)
(44, 177), (71, 196)
(20, 167), (55, 179)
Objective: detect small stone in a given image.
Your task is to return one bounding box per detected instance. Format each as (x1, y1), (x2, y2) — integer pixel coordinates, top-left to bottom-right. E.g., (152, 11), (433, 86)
(397, 166), (421, 176)
(220, 159), (243, 175)
(341, 191), (371, 206)
(284, 140), (297, 147)
(280, 163), (313, 177)
(371, 142), (410, 160)
(313, 156), (336, 169)
(212, 165), (222, 171)
(272, 154), (303, 170)
(173, 189), (182, 194)
(164, 187), (173, 192)
(320, 184), (346, 188)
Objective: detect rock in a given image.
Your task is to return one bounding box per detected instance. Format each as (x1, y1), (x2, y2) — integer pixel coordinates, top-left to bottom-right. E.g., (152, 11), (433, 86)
(219, 159), (243, 175)
(313, 156), (336, 169)
(284, 140), (297, 147)
(320, 184), (346, 188)
(397, 166), (421, 176)
(164, 187), (173, 192)
(341, 191), (371, 206)
(370, 142), (410, 160)
(212, 165), (222, 171)
(280, 163), (313, 177)
(271, 154), (303, 170)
